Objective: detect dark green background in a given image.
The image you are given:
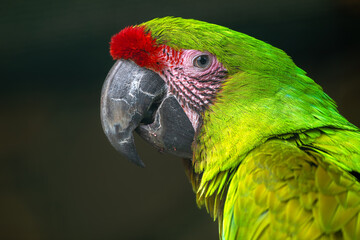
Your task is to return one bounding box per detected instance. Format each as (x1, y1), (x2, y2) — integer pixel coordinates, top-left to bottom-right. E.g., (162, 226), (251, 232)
(1, 0), (359, 239)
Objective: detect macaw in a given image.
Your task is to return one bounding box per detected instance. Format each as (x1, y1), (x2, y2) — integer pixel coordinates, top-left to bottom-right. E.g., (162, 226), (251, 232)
(100, 17), (360, 239)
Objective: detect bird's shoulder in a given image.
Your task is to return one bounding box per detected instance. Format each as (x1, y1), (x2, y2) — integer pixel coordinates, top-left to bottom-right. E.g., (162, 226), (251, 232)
(222, 139), (360, 240)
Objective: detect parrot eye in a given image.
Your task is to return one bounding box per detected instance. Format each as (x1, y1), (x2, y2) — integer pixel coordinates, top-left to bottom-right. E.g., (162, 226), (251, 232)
(193, 55), (211, 69)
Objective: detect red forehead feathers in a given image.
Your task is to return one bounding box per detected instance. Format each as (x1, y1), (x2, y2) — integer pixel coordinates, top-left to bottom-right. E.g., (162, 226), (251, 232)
(110, 26), (164, 72)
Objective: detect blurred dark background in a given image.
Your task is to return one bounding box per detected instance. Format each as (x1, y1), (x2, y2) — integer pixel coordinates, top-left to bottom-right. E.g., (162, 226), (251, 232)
(1, 0), (359, 239)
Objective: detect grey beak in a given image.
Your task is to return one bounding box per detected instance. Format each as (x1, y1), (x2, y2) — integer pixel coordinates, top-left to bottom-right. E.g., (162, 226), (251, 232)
(101, 59), (195, 167)
(100, 60), (166, 167)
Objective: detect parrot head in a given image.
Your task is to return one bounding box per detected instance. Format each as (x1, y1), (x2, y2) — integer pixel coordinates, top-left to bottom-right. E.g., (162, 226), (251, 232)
(101, 17), (231, 167)
(101, 17), (350, 176)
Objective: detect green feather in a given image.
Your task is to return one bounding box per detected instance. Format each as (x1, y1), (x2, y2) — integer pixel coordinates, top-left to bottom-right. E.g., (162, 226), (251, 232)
(142, 17), (299, 75)
(140, 17), (360, 239)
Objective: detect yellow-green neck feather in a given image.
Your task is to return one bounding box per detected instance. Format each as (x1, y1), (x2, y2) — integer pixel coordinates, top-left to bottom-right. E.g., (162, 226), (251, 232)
(190, 67), (360, 233)
(194, 69), (357, 181)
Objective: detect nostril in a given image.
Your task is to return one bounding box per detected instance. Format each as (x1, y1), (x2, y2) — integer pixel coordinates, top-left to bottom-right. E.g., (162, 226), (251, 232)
(114, 123), (121, 133)
(141, 100), (161, 125)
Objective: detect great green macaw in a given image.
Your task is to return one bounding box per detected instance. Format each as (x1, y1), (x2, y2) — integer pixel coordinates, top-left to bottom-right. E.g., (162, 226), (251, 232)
(100, 17), (360, 239)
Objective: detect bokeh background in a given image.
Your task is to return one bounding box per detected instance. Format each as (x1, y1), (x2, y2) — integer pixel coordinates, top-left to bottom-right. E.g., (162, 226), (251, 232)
(1, 0), (359, 239)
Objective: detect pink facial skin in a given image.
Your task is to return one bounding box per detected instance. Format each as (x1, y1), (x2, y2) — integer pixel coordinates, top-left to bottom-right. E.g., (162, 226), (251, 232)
(158, 47), (228, 131)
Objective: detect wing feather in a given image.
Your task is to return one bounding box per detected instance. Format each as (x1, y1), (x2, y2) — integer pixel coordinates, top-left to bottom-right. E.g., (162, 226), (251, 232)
(222, 139), (360, 239)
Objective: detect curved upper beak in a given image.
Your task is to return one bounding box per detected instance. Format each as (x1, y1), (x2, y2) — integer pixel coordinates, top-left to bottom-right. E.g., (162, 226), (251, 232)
(100, 60), (166, 167)
(101, 60), (194, 167)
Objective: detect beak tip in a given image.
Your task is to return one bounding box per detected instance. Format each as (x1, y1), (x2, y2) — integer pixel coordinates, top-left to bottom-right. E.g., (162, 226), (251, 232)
(126, 153), (146, 168)
(112, 138), (146, 168)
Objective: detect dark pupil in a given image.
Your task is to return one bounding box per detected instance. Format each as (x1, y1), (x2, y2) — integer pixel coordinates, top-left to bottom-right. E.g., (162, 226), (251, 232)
(197, 55), (209, 67)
